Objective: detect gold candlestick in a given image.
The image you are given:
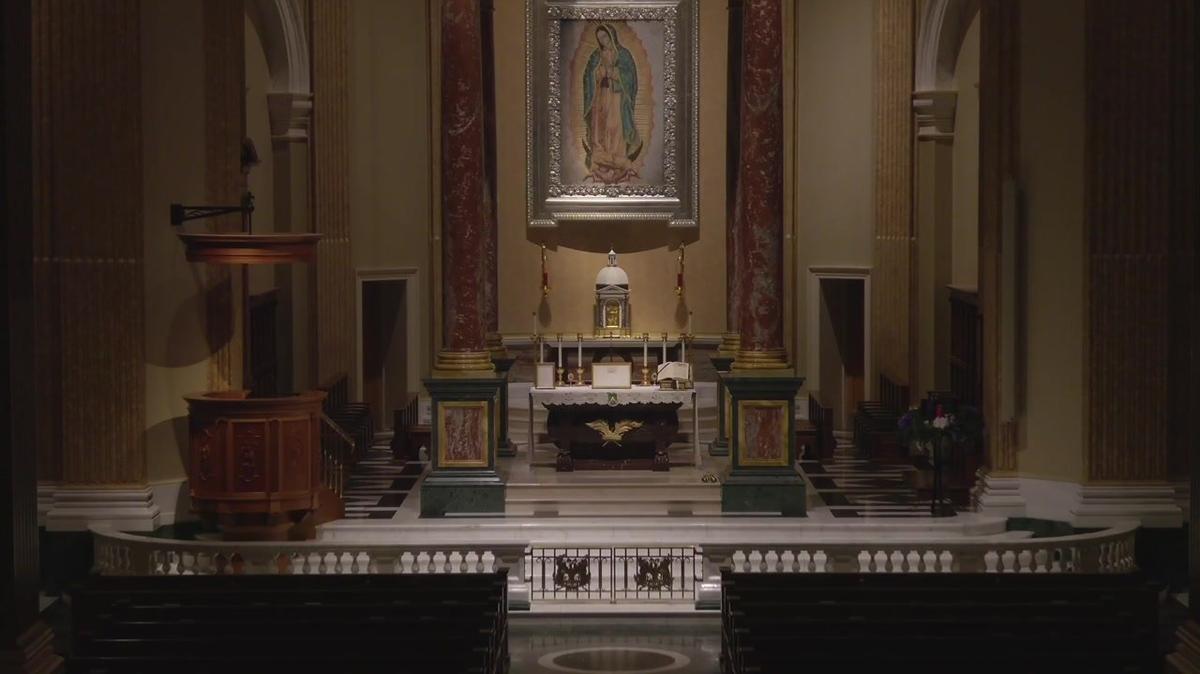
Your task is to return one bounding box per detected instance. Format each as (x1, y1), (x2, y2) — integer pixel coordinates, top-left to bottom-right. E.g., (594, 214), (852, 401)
(575, 367), (586, 387)
(641, 366), (651, 386)
(556, 367), (565, 387)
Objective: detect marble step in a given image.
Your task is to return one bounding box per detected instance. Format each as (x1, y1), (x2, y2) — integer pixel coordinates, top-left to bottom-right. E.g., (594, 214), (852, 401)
(505, 486), (722, 517)
(506, 500), (722, 517)
(506, 481), (720, 502)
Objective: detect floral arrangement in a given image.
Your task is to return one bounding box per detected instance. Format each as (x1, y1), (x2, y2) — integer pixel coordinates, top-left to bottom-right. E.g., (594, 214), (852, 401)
(897, 399), (983, 454)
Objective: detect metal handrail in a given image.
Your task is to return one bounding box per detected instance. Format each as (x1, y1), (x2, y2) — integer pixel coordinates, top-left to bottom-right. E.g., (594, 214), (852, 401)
(319, 413), (356, 497)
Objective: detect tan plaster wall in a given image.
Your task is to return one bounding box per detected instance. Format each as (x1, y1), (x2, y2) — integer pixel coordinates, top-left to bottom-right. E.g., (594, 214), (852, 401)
(793, 0), (876, 394)
(348, 0), (435, 378)
(141, 0), (211, 483)
(1016, 0), (1086, 482)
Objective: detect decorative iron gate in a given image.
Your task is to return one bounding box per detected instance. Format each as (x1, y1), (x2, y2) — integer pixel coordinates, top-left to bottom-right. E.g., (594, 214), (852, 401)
(525, 546), (700, 603)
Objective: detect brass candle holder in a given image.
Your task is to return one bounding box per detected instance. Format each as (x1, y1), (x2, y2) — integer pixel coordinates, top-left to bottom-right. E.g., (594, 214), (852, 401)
(575, 367), (586, 387)
(556, 367), (565, 387)
(641, 366), (651, 386)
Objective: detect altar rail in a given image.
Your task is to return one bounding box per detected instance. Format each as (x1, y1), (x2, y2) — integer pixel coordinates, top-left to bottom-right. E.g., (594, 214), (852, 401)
(91, 522), (1139, 608)
(699, 521), (1138, 575)
(91, 527), (526, 577)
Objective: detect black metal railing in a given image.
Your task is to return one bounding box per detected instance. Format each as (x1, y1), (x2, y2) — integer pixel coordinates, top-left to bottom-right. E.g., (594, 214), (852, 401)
(525, 546), (699, 603)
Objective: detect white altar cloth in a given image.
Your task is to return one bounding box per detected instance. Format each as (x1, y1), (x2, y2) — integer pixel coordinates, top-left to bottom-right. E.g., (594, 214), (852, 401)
(528, 385), (700, 466)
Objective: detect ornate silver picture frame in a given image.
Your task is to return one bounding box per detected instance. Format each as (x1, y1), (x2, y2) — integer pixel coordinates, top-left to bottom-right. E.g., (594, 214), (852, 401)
(526, 0), (698, 228)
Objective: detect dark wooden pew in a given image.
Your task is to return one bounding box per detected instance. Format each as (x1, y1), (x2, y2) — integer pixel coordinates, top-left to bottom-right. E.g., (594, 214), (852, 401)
(69, 572), (509, 674)
(720, 571), (1160, 674)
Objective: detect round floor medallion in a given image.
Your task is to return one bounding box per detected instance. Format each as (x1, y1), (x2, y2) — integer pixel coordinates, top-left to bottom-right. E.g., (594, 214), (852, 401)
(538, 646), (690, 673)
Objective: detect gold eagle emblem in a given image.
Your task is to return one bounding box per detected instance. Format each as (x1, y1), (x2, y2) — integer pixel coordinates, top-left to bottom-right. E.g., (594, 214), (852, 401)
(585, 419), (643, 446)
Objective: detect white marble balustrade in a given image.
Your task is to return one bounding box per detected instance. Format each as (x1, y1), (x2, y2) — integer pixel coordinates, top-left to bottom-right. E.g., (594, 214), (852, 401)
(700, 521), (1138, 575)
(91, 526), (528, 577)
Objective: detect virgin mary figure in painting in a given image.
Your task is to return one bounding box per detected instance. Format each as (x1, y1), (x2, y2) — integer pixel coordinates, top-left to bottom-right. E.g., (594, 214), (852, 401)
(582, 23), (643, 184)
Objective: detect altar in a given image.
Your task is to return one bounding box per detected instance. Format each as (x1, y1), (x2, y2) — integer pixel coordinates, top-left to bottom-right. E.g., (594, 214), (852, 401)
(528, 386), (701, 468)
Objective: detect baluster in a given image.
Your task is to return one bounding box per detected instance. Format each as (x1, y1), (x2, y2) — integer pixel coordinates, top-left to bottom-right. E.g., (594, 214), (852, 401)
(464, 550), (480, 573)
(921, 550), (936, 573)
(1033, 549), (1048, 573)
(1000, 549), (1016, 572)
(764, 550), (779, 572)
(938, 550), (953, 572)
(796, 550), (811, 573)
(481, 551), (496, 573)
(905, 550), (920, 572)
(432, 551), (448, 573)
(1017, 549), (1033, 572)
(889, 550), (904, 572)
(747, 550), (763, 573)
(812, 550), (827, 572)
(731, 550), (747, 572)
(873, 550), (888, 572)
(417, 551), (432, 574)
(857, 550), (871, 572)
(780, 550), (795, 573)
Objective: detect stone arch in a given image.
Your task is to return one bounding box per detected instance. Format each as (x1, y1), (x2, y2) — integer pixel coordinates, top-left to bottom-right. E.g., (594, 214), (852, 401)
(915, 0), (980, 93)
(245, 0), (311, 141)
(245, 0), (309, 94)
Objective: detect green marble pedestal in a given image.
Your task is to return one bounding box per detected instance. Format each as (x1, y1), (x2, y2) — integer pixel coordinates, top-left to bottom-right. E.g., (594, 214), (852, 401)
(708, 355), (734, 456)
(420, 375), (506, 517)
(720, 371), (806, 516)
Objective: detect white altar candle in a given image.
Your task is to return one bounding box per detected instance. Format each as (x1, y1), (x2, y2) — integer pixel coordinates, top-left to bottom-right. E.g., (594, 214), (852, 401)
(577, 334), (583, 368)
(539, 336), (544, 363)
(642, 334), (648, 367)
(661, 333), (667, 363)
(681, 334), (686, 362)
(557, 334), (562, 367)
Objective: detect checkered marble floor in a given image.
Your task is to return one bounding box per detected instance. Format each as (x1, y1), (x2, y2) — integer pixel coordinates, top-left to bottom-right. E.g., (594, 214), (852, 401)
(802, 437), (941, 518)
(341, 440), (427, 520)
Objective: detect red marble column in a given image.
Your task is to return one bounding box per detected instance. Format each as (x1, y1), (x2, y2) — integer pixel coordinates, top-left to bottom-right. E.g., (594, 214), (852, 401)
(480, 0), (503, 357)
(439, 0), (492, 372)
(731, 0), (786, 368)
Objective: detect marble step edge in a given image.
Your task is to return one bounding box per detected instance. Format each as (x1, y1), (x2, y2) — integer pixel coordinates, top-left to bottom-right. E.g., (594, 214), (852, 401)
(506, 495), (721, 505)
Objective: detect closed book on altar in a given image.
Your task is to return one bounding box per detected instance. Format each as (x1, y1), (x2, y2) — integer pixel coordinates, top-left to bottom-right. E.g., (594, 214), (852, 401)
(535, 362), (556, 389)
(591, 362), (632, 389)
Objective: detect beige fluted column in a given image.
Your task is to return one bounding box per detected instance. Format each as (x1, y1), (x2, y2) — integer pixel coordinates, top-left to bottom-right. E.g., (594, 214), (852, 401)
(871, 0), (916, 400)
(970, 0), (1022, 514)
(33, 0), (155, 532)
(4, 0), (62, 668)
(203, 0), (247, 393)
(1079, 0), (1189, 527)
(311, 0), (355, 387)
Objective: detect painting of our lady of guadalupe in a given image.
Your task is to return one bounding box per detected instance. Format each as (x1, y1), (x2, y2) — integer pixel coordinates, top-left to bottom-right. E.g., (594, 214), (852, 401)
(563, 20), (665, 186)
(582, 24), (642, 183)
